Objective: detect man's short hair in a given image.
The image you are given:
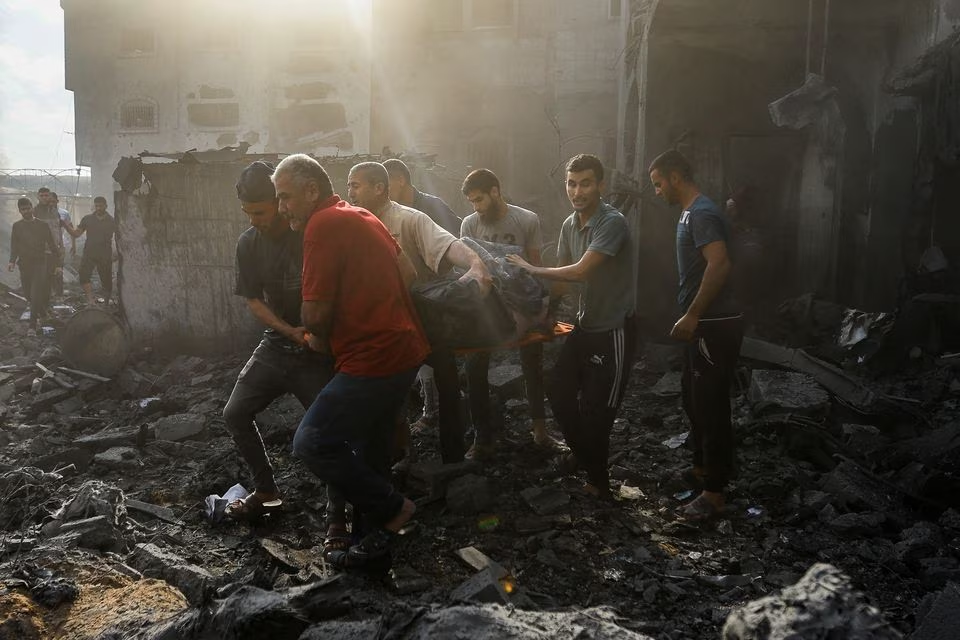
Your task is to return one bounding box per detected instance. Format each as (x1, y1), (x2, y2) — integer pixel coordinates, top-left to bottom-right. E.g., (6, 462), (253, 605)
(94, 196), (107, 205)
(648, 149), (694, 181)
(17, 197), (32, 210)
(350, 162), (390, 192)
(273, 154), (334, 199)
(50, 192), (59, 201)
(236, 161), (276, 202)
(382, 158), (411, 184)
(461, 168), (500, 195)
(565, 154), (604, 183)
(37, 187), (50, 195)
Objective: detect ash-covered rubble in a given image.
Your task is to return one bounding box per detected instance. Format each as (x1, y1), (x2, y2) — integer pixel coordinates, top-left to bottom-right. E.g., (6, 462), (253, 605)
(0, 283), (958, 639)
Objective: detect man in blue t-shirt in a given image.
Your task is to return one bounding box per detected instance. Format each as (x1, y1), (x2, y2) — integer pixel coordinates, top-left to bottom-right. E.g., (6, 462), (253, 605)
(649, 149), (743, 523)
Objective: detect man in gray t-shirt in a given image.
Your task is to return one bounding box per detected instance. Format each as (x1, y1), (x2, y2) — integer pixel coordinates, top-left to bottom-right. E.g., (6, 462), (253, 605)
(508, 154), (637, 498)
(460, 169), (558, 459)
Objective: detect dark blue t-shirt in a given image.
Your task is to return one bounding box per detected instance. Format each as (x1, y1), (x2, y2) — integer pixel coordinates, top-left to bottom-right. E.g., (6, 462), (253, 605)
(676, 194), (735, 315)
(412, 189), (462, 237)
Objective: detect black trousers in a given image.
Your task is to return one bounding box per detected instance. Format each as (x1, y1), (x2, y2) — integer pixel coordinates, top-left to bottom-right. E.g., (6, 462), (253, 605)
(426, 347), (465, 463)
(547, 319), (637, 489)
(681, 315), (744, 493)
(222, 339), (333, 493)
(19, 257), (51, 327)
(466, 342), (545, 445)
(79, 253), (113, 296)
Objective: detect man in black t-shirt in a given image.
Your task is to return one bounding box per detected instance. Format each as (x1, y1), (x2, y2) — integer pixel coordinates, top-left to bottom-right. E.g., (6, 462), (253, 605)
(221, 161), (333, 522)
(69, 197), (117, 304)
(649, 150), (743, 523)
(8, 198), (61, 331)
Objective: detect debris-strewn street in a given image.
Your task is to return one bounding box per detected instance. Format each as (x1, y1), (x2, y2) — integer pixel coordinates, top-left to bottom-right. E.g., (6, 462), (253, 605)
(1, 284), (958, 639)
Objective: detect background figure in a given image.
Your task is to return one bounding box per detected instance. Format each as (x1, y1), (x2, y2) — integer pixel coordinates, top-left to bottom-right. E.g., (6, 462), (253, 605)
(32, 187), (67, 299)
(68, 196), (116, 305)
(8, 198), (61, 331)
(50, 191), (78, 258)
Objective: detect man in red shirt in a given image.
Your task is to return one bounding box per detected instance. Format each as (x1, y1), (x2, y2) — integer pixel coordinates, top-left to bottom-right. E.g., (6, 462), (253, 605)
(274, 154), (427, 568)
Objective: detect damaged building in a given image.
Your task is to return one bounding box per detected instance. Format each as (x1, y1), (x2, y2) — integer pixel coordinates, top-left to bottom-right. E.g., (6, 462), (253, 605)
(619, 0), (960, 332)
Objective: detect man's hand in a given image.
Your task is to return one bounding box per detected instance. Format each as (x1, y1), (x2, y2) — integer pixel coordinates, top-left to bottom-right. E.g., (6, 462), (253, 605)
(7, 262), (14, 272)
(286, 326), (308, 346)
(506, 254), (533, 271)
(458, 263), (492, 296)
(670, 312), (699, 342)
(304, 331), (329, 354)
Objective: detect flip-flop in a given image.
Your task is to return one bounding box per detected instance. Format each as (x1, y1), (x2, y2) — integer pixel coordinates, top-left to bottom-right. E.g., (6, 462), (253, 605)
(676, 494), (723, 523)
(224, 495), (283, 523)
(322, 524), (351, 558)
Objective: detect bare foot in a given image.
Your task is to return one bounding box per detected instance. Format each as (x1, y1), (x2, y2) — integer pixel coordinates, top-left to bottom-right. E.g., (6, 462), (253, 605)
(384, 496), (416, 533)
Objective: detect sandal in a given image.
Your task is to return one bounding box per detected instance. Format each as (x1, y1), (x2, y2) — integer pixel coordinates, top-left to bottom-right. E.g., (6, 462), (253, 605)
(326, 528), (396, 572)
(224, 494), (283, 523)
(676, 494), (723, 523)
(322, 524), (351, 558)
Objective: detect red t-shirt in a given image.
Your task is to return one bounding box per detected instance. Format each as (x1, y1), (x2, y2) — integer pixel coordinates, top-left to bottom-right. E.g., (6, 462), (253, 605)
(302, 195), (430, 376)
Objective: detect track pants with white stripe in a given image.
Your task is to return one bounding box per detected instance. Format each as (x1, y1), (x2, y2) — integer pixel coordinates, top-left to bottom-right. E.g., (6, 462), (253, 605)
(547, 318), (637, 489)
(682, 314), (743, 493)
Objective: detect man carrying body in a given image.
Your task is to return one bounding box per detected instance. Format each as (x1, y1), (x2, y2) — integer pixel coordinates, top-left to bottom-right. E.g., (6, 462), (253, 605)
(347, 161), (491, 464)
(276, 154), (424, 568)
(649, 149), (742, 522)
(221, 161), (334, 522)
(459, 168), (556, 460)
(68, 197), (116, 305)
(508, 154), (637, 498)
(8, 198), (61, 332)
(383, 158), (462, 433)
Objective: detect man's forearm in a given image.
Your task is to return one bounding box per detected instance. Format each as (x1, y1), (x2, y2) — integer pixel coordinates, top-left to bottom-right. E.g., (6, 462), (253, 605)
(686, 259), (731, 318)
(246, 298), (296, 337)
(445, 239), (484, 272)
(526, 262), (587, 283)
(301, 300), (334, 352)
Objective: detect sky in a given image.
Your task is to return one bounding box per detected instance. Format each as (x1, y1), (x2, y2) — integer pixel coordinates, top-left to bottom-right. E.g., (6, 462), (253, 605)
(0, 0), (76, 169)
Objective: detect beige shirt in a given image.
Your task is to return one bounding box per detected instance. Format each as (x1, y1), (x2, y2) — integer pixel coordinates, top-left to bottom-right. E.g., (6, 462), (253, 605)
(377, 200), (456, 281)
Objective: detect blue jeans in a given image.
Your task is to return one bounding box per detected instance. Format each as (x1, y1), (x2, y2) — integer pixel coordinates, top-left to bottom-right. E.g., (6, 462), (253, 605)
(292, 365), (419, 526)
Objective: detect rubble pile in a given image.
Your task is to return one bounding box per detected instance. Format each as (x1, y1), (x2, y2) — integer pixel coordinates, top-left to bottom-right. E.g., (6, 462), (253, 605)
(1, 285), (959, 638)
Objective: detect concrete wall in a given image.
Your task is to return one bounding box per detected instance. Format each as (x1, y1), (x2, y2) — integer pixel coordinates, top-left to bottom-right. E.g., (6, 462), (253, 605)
(62, 0), (372, 200)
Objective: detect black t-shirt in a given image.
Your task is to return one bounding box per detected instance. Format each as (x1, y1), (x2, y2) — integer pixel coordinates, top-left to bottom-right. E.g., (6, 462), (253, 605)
(79, 213), (116, 258)
(235, 225), (305, 346)
(675, 194), (736, 316)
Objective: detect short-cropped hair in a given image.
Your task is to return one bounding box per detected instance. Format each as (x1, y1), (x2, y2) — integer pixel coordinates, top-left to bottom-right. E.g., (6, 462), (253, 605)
(274, 154), (333, 199)
(461, 168), (500, 195)
(236, 161), (276, 202)
(17, 197), (32, 209)
(382, 158), (411, 183)
(565, 154), (604, 183)
(93, 196), (107, 204)
(648, 149), (694, 181)
(350, 162), (390, 192)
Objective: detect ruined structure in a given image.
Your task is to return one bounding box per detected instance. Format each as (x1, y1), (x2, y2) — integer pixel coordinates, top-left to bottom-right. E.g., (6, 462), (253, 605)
(619, 0), (960, 327)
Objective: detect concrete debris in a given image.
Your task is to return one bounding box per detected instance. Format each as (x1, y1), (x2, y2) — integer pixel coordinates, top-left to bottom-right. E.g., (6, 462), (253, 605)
(487, 364), (525, 397)
(445, 473), (494, 514)
(749, 370), (830, 415)
(520, 486), (570, 515)
(152, 413), (206, 442)
(722, 563), (901, 639)
(93, 446), (142, 470)
(450, 566), (513, 605)
(912, 583), (960, 640)
(650, 371), (682, 396)
(128, 543), (214, 605)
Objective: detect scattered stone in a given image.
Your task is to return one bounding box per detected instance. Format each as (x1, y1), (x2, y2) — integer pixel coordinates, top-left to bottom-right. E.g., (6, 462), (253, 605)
(126, 499), (177, 524)
(820, 460), (895, 512)
(749, 370), (830, 415)
(917, 557), (960, 589)
(487, 365), (524, 397)
(75, 426), (140, 452)
(619, 485), (644, 500)
(152, 413), (206, 442)
(409, 461), (479, 498)
(894, 521), (943, 563)
(30, 447), (93, 473)
(939, 508), (960, 531)
(47, 515), (125, 552)
(52, 395), (85, 416)
(446, 474), (494, 515)
(651, 371), (682, 396)
(93, 446), (141, 470)
(913, 582), (960, 640)
(128, 543), (214, 605)
(450, 566), (512, 605)
(841, 424), (889, 453)
(828, 512), (886, 537)
(723, 563), (900, 639)
(190, 373), (214, 385)
(208, 585), (310, 639)
(455, 546), (508, 578)
(520, 487), (570, 516)
(390, 566), (431, 595)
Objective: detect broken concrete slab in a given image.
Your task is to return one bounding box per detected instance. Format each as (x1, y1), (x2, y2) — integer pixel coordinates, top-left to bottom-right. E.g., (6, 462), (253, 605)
(75, 426), (140, 452)
(741, 337), (875, 409)
(650, 371), (682, 396)
(820, 460), (896, 513)
(47, 515), (125, 552)
(409, 461), (480, 498)
(128, 543), (214, 605)
(152, 413), (206, 442)
(52, 395), (85, 416)
(455, 546), (508, 580)
(446, 474), (494, 515)
(749, 370), (830, 415)
(93, 447), (141, 471)
(723, 563), (900, 639)
(894, 522), (943, 564)
(450, 566), (512, 605)
(520, 487), (570, 516)
(913, 582), (960, 640)
(126, 499), (177, 524)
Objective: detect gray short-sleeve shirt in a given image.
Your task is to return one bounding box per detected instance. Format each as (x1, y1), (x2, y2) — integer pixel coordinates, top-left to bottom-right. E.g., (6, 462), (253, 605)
(460, 204), (542, 258)
(557, 203), (636, 332)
